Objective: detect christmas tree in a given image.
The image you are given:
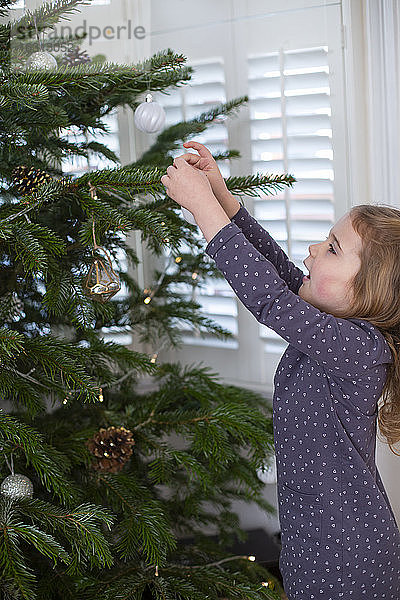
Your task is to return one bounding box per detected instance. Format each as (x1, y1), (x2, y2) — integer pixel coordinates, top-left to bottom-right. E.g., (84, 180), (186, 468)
(0, 1), (295, 598)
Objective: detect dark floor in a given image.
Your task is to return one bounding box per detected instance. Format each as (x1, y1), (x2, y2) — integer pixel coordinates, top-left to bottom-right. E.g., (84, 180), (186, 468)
(226, 528), (283, 586)
(182, 527), (285, 596)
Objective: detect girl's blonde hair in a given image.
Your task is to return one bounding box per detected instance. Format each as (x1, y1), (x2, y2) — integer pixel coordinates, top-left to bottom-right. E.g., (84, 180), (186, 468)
(342, 203), (400, 456)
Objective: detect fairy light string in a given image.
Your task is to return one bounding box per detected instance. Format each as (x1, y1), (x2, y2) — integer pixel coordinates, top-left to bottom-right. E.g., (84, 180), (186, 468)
(146, 554), (257, 577)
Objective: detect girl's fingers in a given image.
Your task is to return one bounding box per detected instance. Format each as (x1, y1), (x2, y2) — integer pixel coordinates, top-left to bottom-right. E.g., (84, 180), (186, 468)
(183, 140), (212, 158)
(175, 152), (198, 161)
(173, 153), (200, 166)
(166, 165), (176, 175)
(173, 156), (192, 169)
(160, 174), (169, 187)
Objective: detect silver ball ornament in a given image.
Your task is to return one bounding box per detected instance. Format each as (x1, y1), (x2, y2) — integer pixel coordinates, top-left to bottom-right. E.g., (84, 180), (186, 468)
(26, 51), (58, 71)
(134, 93), (166, 133)
(257, 455), (277, 485)
(181, 207), (198, 226)
(1, 474), (34, 499)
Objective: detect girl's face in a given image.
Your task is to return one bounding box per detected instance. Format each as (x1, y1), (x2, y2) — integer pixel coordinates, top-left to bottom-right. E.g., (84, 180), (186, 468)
(299, 212), (363, 315)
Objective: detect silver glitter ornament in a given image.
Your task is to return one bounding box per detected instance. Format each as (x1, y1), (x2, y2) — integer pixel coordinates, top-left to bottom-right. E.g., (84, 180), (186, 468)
(26, 51), (58, 71)
(0, 474), (34, 499)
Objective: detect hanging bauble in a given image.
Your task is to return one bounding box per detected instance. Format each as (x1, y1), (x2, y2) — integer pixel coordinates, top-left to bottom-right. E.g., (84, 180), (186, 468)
(134, 93), (166, 133)
(83, 247), (121, 303)
(0, 474), (34, 499)
(86, 426), (135, 473)
(25, 51), (58, 71)
(257, 454), (277, 485)
(181, 207), (198, 226)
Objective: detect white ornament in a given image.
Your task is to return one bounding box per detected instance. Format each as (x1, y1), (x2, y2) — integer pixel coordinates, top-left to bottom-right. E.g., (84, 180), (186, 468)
(26, 51), (58, 71)
(134, 93), (166, 133)
(1, 474), (34, 499)
(181, 207), (198, 226)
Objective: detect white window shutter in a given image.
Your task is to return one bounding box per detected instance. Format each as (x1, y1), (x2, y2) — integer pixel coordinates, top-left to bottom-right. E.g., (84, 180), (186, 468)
(248, 46), (335, 354)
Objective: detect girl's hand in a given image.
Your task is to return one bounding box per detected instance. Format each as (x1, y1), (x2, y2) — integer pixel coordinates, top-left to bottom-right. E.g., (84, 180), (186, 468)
(160, 156), (217, 214)
(175, 141), (230, 201)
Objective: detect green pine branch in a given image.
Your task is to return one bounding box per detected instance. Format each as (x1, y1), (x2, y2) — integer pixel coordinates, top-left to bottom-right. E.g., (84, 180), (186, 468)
(0, 413), (76, 503)
(16, 499), (115, 570)
(0, 496), (115, 597)
(9, 0), (94, 41)
(226, 172), (296, 196)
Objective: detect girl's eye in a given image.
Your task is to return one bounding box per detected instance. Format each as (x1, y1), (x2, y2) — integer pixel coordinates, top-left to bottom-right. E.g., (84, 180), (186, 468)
(325, 236), (336, 254)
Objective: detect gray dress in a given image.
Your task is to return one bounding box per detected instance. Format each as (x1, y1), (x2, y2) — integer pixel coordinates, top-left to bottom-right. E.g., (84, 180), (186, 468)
(205, 204), (400, 600)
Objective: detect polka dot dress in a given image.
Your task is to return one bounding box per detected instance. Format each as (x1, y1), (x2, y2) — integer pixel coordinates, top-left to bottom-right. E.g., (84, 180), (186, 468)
(205, 204), (400, 600)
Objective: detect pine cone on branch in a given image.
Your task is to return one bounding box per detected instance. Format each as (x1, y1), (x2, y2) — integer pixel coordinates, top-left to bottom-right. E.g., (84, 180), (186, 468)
(61, 45), (91, 66)
(86, 426), (135, 473)
(11, 165), (53, 197)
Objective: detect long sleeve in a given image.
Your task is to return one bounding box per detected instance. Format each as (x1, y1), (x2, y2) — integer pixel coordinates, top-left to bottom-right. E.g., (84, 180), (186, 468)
(230, 204), (304, 293)
(205, 221), (392, 378)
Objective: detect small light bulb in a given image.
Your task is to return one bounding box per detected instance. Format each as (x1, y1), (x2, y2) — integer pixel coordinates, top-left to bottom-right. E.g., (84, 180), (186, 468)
(175, 256), (182, 263)
(62, 398), (68, 404)
(261, 582), (269, 587)
(99, 387), (103, 402)
(144, 297), (151, 304)
(191, 272), (198, 280)
(155, 565), (159, 577)
(150, 353), (157, 363)
(248, 555), (256, 562)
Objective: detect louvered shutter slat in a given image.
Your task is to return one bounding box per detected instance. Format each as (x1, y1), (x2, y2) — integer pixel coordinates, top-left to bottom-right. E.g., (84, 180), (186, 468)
(284, 71), (329, 93)
(251, 117), (282, 137)
(253, 159), (285, 172)
(288, 136), (332, 156)
(286, 94), (331, 113)
(287, 114), (331, 135)
(285, 47), (328, 69)
(249, 77), (281, 98)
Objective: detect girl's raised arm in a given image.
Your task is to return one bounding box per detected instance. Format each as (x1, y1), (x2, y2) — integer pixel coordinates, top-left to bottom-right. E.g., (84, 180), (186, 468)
(230, 203), (304, 294)
(177, 142), (303, 292)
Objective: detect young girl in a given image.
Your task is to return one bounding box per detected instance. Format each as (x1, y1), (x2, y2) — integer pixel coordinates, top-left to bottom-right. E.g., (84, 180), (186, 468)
(161, 141), (400, 599)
